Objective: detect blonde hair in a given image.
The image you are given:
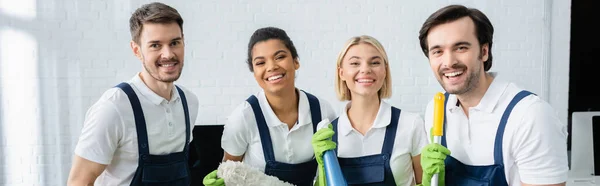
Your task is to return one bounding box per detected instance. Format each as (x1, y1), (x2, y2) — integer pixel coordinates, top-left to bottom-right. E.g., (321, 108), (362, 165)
(335, 35), (392, 101)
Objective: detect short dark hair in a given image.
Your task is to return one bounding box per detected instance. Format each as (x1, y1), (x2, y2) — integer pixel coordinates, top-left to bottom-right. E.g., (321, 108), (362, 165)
(246, 27), (299, 72)
(129, 2), (184, 44)
(418, 4), (495, 71)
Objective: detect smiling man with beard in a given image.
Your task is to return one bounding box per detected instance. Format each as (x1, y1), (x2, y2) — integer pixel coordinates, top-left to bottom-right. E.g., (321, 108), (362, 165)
(67, 2), (199, 186)
(417, 4), (569, 186)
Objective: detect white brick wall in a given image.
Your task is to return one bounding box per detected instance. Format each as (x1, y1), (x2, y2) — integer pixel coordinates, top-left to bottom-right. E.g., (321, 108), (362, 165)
(0, 0), (570, 185)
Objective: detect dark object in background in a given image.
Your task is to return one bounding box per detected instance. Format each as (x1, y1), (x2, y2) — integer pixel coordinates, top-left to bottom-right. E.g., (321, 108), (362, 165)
(568, 0), (600, 151)
(188, 125), (224, 185)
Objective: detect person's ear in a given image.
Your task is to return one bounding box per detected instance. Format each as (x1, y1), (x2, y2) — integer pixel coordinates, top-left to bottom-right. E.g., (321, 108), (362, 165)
(131, 41), (143, 61)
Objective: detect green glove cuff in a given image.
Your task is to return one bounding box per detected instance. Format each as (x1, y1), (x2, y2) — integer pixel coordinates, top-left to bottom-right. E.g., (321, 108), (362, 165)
(316, 164), (327, 186)
(422, 171), (445, 186)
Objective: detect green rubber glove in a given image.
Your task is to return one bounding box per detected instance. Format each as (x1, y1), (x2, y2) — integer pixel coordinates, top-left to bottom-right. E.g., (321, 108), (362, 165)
(312, 123), (336, 186)
(421, 128), (451, 186)
(203, 169), (225, 186)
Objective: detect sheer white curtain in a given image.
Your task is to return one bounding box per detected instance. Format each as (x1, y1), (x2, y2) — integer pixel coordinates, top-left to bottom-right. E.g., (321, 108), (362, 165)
(0, 0), (130, 185)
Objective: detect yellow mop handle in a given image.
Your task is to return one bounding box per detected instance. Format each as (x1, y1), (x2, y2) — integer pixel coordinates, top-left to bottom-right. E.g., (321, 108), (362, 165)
(431, 92), (445, 186)
(433, 92), (445, 136)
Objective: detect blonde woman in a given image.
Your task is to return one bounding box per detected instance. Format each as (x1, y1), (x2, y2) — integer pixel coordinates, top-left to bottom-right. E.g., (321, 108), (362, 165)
(312, 35), (427, 186)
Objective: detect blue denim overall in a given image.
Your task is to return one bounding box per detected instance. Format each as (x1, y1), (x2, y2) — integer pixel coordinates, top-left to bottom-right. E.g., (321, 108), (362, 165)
(330, 107), (401, 186)
(246, 90), (321, 186)
(441, 91), (533, 186)
(116, 83), (191, 186)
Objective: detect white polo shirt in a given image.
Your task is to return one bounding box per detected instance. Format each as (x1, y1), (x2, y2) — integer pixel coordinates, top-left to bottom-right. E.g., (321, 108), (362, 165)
(317, 101), (428, 186)
(74, 73), (199, 186)
(424, 73), (569, 186)
(221, 90), (337, 172)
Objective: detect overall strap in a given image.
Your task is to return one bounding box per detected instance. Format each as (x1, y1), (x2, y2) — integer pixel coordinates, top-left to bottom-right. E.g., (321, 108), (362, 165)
(441, 92), (450, 147)
(332, 118), (339, 154)
(246, 95), (276, 161)
(302, 90), (322, 133)
(381, 107), (401, 154)
(175, 85), (191, 153)
(493, 90), (534, 165)
(115, 83), (150, 156)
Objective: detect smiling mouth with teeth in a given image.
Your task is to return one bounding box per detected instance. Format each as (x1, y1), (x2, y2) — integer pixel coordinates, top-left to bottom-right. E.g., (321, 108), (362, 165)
(444, 71), (463, 77)
(158, 63), (177, 67)
(356, 79), (375, 83)
(266, 74), (285, 81)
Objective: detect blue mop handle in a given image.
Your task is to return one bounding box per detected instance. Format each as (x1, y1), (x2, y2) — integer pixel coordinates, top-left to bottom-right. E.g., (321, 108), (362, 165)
(323, 150), (348, 186)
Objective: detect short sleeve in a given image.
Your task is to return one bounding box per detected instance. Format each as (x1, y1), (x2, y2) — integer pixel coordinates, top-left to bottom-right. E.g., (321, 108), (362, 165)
(74, 100), (124, 165)
(512, 101), (569, 184)
(410, 113), (428, 157)
(221, 103), (251, 157)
